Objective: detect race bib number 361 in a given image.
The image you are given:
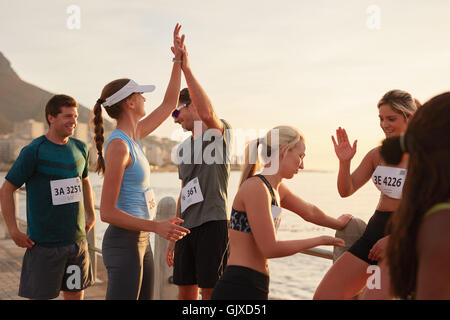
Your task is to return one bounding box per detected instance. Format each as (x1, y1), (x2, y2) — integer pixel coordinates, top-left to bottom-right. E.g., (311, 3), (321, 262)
(180, 177), (204, 213)
(50, 177), (83, 206)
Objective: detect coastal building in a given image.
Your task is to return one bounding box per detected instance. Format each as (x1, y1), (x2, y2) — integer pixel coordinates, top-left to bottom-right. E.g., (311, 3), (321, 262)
(143, 136), (178, 167)
(13, 119), (44, 140)
(0, 119), (44, 163)
(74, 122), (88, 143)
(0, 119), (91, 164)
(1, 120), (180, 170)
(0, 135), (11, 163)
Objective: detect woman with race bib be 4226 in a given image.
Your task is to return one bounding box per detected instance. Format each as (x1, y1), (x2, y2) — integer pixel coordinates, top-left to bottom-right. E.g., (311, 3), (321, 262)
(314, 89), (420, 300)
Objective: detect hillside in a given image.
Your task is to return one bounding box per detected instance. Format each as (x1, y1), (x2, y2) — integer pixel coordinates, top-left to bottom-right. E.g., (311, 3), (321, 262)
(0, 52), (108, 134)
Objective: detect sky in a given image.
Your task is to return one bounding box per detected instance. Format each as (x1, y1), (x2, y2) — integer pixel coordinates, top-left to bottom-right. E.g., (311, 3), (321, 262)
(1, 0), (449, 170)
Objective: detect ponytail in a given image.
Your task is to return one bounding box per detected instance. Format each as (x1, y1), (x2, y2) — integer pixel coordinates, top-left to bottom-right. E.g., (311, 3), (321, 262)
(239, 139), (261, 187)
(380, 136), (403, 165)
(380, 130), (415, 165)
(92, 78), (130, 174)
(239, 125), (304, 186)
(92, 101), (105, 174)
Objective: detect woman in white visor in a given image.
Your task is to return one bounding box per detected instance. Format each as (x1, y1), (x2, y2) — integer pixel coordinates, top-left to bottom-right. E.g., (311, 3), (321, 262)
(92, 24), (190, 300)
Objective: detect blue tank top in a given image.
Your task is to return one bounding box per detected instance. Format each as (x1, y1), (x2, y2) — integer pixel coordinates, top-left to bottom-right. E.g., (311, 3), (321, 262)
(104, 129), (151, 219)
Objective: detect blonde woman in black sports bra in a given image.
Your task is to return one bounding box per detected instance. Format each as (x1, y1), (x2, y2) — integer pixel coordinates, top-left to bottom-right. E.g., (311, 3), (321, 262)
(211, 125), (351, 300)
(314, 90), (419, 300)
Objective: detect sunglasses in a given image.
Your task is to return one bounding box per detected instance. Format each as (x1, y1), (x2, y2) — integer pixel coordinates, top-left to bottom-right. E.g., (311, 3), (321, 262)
(172, 100), (191, 119)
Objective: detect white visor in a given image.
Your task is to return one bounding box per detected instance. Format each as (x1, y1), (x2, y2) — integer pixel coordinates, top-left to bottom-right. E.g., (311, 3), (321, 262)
(103, 80), (155, 107)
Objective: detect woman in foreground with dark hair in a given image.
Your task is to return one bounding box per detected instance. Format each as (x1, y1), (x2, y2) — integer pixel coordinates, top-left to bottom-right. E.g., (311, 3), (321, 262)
(381, 92), (450, 299)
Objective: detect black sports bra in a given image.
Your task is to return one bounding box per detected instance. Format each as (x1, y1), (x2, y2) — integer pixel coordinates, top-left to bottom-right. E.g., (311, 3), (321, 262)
(229, 174), (282, 233)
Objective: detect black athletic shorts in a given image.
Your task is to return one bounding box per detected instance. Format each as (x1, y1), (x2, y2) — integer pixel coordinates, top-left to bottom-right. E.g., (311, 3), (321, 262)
(173, 220), (228, 288)
(347, 210), (392, 265)
(211, 265), (269, 300)
(19, 239), (94, 299)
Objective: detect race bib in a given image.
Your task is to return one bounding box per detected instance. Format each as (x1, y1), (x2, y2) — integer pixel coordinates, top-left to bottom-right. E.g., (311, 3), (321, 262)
(271, 205), (282, 231)
(180, 177), (204, 213)
(50, 177), (83, 206)
(145, 189), (157, 220)
(372, 166), (407, 199)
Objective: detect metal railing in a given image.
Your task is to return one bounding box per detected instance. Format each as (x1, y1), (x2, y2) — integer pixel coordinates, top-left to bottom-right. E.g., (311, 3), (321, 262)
(1, 190), (338, 259)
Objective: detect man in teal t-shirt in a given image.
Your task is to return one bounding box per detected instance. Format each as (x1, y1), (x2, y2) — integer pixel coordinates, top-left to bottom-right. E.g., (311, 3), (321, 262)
(0, 94), (96, 300)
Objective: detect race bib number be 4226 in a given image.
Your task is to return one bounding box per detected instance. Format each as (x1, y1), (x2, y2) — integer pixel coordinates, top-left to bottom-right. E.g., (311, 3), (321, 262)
(50, 177), (83, 206)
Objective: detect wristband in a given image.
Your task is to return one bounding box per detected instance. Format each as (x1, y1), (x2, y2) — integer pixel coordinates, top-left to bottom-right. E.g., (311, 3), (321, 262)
(172, 58), (182, 63)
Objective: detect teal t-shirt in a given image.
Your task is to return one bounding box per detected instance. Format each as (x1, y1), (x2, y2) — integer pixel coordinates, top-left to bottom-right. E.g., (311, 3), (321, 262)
(5, 135), (89, 247)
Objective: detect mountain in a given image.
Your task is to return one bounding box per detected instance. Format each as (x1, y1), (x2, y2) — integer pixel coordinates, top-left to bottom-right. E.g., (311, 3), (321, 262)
(0, 52), (183, 168)
(0, 52), (107, 134)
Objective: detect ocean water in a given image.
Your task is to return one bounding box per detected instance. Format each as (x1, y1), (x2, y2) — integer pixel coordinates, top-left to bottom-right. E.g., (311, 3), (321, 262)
(1, 170), (380, 299)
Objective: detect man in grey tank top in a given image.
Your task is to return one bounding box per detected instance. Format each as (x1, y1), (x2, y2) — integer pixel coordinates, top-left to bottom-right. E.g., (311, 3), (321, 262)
(166, 45), (231, 300)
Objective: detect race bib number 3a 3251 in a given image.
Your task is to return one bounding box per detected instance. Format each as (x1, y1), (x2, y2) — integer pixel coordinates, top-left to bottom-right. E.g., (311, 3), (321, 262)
(180, 177), (204, 213)
(50, 177), (83, 206)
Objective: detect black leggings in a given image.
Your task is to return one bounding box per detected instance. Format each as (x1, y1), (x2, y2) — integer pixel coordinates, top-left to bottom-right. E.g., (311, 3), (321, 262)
(102, 225), (154, 300)
(211, 265), (269, 300)
(347, 210), (392, 265)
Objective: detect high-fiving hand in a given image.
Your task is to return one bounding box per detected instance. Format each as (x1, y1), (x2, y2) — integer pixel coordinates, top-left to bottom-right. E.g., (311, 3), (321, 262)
(171, 23), (185, 61)
(331, 127), (357, 162)
(171, 23), (189, 71)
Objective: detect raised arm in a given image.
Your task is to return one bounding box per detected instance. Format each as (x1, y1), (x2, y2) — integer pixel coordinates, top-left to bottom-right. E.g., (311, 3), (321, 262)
(180, 41), (223, 133)
(137, 23), (184, 140)
(279, 183), (352, 230)
(332, 127), (375, 197)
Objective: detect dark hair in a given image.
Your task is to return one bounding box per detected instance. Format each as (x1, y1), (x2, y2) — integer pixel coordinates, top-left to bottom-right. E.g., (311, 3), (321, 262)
(381, 91), (450, 299)
(380, 136), (404, 165)
(92, 78), (132, 174)
(45, 94), (78, 126)
(179, 87), (191, 104)
(414, 98), (422, 109)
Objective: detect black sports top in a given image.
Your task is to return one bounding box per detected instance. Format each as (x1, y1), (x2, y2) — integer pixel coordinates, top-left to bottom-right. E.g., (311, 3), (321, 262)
(229, 174), (282, 233)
